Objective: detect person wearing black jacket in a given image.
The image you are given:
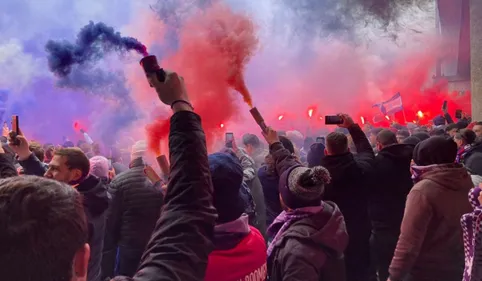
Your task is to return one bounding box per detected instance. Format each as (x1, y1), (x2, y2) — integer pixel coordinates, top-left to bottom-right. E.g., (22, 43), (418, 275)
(368, 129), (413, 281)
(10, 138), (109, 281)
(320, 114), (375, 281)
(102, 145), (164, 278)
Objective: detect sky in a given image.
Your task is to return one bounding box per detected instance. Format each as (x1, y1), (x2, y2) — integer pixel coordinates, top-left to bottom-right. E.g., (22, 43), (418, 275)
(0, 0), (449, 150)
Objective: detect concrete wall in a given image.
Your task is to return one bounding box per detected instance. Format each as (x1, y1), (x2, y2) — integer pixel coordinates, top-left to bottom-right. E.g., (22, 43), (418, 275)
(471, 0), (482, 121)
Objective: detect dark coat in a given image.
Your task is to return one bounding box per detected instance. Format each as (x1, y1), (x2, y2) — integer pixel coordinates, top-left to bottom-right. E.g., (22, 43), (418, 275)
(258, 165), (282, 227)
(78, 175), (110, 281)
(102, 157), (164, 278)
(268, 201), (349, 281)
(320, 124), (375, 281)
(369, 144), (414, 233)
(0, 151), (18, 178)
(112, 111), (217, 281)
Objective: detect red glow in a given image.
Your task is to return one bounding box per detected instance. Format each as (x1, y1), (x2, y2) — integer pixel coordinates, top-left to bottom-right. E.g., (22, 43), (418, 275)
(417, 110), (424, 118)
(278, 115), (284, 121)
(220, 123), (225, 128)
(361, 116), (365, 124)
(145, 3), (258, 155)
(385, 115), (390, 121)
(308, 109), (314, 118)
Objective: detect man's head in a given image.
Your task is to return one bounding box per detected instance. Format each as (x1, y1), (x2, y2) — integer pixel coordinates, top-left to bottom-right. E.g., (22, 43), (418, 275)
(369, 128), (383, 146)
(45, 148), (90, 185)
(325, 132), (348, 155)
(376, 129), (398, 151)
(473, 122), (482, 138)
(445, 123), (459, 137)
(131, 140), (147, 161)
(242, 133), (261, 156)
(396, 130), (410, 143)
(29, 141), (45, 162)
(0, 176), (89, 281)
(286, 130), (304, 149)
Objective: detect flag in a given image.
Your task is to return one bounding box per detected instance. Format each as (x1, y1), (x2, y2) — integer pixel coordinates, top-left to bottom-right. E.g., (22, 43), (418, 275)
(372, 92), (403, 115)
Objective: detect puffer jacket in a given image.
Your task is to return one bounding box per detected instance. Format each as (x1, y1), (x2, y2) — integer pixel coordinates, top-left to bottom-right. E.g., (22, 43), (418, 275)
(102, 157), (164, 278)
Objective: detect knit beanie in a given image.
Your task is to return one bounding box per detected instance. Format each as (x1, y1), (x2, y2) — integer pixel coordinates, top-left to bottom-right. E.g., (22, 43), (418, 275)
(131, 140), (147, 159)
(412, 136), (457, 166)
(208, 152), (245, 224)
(433, 115), (446, 126)
(279, 165), (331, 209)
(89, 156), (110, 178)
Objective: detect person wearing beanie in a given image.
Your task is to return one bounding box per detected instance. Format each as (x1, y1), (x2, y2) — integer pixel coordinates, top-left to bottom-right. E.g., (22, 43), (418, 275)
(204, 152), (267, 281)
(89, 155), (110, 181)
(261, 127), (348, 280)
(389, 136), (472, 281)
(307, 142), (326, 168)
(402, 135), (421, 146)
(102, 139), (164, 278)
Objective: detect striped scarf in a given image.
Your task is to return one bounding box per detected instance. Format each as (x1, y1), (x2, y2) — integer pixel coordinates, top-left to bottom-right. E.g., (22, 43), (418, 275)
(462, 187), (482, 281)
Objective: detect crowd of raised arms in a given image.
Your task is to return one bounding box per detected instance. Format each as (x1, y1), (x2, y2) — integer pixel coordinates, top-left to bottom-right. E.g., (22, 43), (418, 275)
(2, 70), (482, 281)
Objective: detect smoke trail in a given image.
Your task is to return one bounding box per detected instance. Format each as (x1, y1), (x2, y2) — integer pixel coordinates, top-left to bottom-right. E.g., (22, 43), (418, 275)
(45, 21), (148, 77)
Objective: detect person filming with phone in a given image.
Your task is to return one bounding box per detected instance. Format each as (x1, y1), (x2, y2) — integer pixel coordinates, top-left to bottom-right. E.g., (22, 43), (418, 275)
(320, 113), (375, 281)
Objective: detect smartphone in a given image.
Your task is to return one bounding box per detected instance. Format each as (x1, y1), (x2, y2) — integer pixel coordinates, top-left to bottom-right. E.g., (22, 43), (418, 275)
(442, 100), (448, 111)
(225, 132), (234, 148)
(316, 136), (325, 144)
(455, 109), (462, 119)
(10, 115), (20, 146)
(325, 115), (343, 125)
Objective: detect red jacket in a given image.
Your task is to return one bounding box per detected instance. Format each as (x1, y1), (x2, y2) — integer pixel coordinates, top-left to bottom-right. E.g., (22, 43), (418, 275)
(204, 226), (267, 281)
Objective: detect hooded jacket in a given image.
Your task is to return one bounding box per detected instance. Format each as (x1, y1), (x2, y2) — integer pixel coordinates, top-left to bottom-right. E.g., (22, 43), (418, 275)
(77, 174), (110, 281)
(369, 144), (414, 232)
(389, 164), (472, 281)
(268, 201), (348, 281)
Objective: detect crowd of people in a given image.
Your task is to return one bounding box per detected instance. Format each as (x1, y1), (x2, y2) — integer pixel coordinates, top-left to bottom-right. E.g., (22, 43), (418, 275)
(1, 69), (482, 281)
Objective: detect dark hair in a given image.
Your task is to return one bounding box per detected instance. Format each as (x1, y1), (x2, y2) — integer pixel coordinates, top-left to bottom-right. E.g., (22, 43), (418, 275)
(403, 136), (421, 146)
(475, 121), (482, 126)
(377, 129), (398, 146)
(29, 141), (45, 162)
(279, 136), (295, 154)
(396, 130), (410, 139)
(303, 137), (315, 150)
(62, 141), (75, 148)
(44, 145), (55, 162)
(445, 123), (459, 132)
(0, 176), (87, 281)
(55, 148), (90, 180)
(242, 133), (260, 149)
(455, 129), (477, 145)
(430, 128), (446, 137)
(326, 132), (348, 154)
(412, 132), (430, 141)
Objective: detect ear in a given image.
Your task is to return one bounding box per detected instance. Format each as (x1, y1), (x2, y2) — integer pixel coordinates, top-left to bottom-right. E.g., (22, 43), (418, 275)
(73, 243), (90, 281)
(71, 169), (84, 182)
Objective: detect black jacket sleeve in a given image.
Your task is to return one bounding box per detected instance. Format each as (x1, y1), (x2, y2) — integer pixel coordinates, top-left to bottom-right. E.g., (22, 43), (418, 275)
(270, 142), (301, 177)
(131, 111), (217, 281)
(0, 153), (17, 178)
(443, 112), (454, 124)
(102, 183), (123, 279)
(18, 153), (47, 177)
(349, 124), (374, 174)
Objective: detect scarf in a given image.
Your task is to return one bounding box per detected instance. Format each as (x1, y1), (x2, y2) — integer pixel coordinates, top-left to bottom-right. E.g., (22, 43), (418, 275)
(461, 207), (482, 280)
(411, 163), (459, 183)
(457, 144), (473, 164)
(266, 205), (323, 257)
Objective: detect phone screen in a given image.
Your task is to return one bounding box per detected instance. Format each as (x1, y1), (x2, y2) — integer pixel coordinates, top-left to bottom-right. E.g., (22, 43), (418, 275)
(11, 115), (19, 133)
(325, 115), (343, 125)
(455, 109), (462, 119)
(225, 133), (234, 148)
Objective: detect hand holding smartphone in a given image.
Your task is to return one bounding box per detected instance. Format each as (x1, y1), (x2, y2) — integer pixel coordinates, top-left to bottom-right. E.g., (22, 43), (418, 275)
(325, 115), (343, 125)
(225, 132), (234, 148)
(10, 115), (20, 146)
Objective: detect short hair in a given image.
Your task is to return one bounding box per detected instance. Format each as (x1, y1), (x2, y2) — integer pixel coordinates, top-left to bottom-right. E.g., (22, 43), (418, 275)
(242, 133), (260, 149)
(29, 141), (45, 162)
(445, 123), (459, 132)
(326, 132), (348, 154)
(279, 136), (295, 154)
(303, 137), (315, 149)
(396, 130), (410, 139)
(55, 148), (90, 180)
(377, 129), (398, 146)
(475, 121), (482, 126)
(0, 176), (87, 281)
(455, 129), (477, 145)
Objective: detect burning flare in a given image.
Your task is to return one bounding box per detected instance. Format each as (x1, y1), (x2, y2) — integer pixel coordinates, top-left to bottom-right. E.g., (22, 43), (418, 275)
(417, 110), (424, 118)
(385, 115), (390, 121)
(360, 116), (365, 124)
(278, 115), (284, 121)
(308, 109), (314, 118)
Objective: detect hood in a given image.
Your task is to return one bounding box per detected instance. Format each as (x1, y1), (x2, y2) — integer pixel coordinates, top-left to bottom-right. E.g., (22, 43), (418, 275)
(77, 174), (109, 217)
(421, 165), (472, 191)
(320, 152), (356, 180)
(377, 144), (413, 164)
(281, 201), (348, 255)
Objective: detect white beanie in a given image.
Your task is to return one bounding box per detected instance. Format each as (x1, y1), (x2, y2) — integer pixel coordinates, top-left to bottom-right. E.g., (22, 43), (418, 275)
(131, 140), (147, 158)
(89, 156), (110, 179)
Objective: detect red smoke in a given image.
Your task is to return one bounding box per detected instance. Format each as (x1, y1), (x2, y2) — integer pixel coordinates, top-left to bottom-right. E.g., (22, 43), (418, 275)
(146, 3), (258, 155)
